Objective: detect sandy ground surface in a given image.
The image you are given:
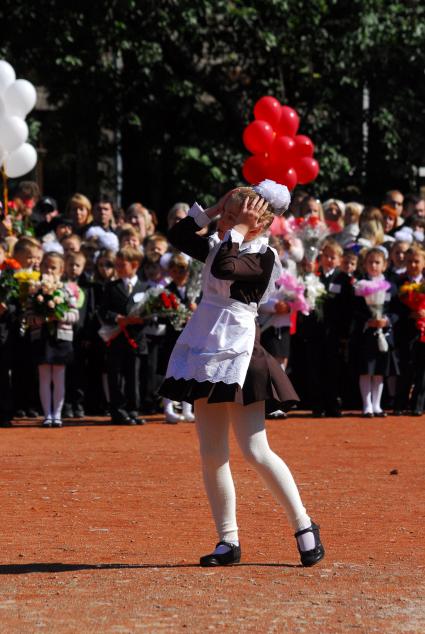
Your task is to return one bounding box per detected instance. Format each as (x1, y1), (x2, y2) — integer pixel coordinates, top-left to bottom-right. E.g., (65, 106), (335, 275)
(1, 412), (424, 633)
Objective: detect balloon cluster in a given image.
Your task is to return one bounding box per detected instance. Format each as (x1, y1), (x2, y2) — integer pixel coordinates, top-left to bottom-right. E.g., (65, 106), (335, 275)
(242, 96), (319, 190)
(0, 60), (38, 179)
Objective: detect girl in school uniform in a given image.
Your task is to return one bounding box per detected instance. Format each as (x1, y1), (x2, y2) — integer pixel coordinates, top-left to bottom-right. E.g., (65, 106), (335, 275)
(160, 181), (324, 568)
(351, 248), (399, 417)
(27, 252), (79, 427)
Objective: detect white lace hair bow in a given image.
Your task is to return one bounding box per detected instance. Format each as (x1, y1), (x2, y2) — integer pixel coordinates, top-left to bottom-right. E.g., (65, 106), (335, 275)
(253, 179), (291, 216)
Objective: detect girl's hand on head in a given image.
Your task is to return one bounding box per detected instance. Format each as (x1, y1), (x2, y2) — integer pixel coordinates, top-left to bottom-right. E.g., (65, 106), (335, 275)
(205, 192), (234, 219)
(234, 196), (268, 236)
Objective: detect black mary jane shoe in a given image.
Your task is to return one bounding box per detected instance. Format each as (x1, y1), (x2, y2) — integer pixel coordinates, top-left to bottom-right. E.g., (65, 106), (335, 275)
(294, 522), (325, 567)
(374, 411), (387, 418)
(362, 412), (374, 418)
(200, 541), (241, 567)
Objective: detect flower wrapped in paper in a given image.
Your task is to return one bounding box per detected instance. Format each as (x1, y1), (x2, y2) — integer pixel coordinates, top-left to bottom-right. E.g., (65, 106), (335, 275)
(98, 287), (193, 346)
(354, 278), (391, 352)
(29, 275), (79, 321)
(287, 216), (329, 262)
(399, 281), (425, 342)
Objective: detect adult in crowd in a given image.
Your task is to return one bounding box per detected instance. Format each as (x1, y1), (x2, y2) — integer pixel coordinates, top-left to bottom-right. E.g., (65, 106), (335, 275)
(66, 193), (93, 237)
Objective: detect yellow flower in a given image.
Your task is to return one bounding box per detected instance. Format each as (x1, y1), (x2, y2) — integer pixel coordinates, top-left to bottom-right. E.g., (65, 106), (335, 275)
(14, 271), (40, 283)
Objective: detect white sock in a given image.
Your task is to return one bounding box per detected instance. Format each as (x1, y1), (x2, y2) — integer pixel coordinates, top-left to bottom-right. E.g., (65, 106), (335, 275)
(296, 528), (316, 551)
(52, 365), (66, 420)
(359, 375), (373, 414)
(38, 364), (53, 419)
(371, 375), (384, 413)
(163, 398), (175, 417)
(182, 401), (195, 420)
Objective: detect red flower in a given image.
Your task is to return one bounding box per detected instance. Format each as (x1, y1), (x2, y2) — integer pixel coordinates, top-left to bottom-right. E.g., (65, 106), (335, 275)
(160, 292), (171, 309)
(308, 216), (321, 228)
(0, 258), (21, 271)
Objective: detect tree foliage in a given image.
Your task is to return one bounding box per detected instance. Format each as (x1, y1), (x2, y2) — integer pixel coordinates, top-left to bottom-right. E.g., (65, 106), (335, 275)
(1, 0), (424, 214)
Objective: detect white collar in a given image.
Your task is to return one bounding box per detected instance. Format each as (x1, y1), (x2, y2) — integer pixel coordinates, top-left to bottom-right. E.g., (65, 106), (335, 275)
(122, 275), (138, 286)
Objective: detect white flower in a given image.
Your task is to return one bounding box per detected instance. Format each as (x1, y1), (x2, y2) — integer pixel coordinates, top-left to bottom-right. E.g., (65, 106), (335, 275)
(36, 295), (44, 303)
(47, 300), (55, 309)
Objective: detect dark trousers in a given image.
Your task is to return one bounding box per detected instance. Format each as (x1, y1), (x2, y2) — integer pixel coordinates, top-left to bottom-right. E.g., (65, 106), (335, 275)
(395, 341), (425, 411)
(106, 338), (141, 419)
(0, 344), (13, 422)
(12, 334), (40, 413)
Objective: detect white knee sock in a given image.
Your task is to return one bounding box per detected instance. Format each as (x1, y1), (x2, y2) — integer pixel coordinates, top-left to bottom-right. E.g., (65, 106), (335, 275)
(163, 398), (175, 416)
(359, 374), (373, 414)
(230, 401), (311, 534)
(194, 399), (239, 545)
(38, 364), (53, 419)
(371, 375), (384, 413)
(52, 365), (66, 420)
(182, 401), (195, 421)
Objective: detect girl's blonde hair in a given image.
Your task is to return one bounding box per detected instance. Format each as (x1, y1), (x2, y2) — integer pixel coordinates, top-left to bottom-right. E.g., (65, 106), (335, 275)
(359, 220), (385, 245)
(226, 187), (276, 229)
(66, 193), (93, 224)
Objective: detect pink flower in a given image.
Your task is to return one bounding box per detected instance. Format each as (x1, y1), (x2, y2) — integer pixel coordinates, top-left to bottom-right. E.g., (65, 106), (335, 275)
(36, 295), (44, 303)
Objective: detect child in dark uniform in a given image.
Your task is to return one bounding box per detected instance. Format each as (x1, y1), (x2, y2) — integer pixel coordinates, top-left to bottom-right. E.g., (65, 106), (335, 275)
(393, 246), (425, 415)
(27, 252), (79, 427)
(352, 248), (399, 417)
(99, 247), (147, 425)
(160, 181), (325, 568)
(162, 253), (197, 423)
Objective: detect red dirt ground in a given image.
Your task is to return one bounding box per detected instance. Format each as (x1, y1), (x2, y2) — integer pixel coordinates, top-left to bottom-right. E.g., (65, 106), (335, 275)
(1, 412), (424, 633)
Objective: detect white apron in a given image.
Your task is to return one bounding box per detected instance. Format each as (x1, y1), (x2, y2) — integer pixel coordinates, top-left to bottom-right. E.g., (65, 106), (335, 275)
(166, 231), (281, 387)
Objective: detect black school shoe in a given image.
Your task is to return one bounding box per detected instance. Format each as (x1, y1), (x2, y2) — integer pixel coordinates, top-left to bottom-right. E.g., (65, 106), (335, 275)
(200, 541), (241, 567)
(294, 522), (325, 567)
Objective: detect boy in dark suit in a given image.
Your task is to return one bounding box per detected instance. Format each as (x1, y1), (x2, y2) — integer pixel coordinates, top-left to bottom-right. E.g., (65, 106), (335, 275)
(99, 247), (147, 425)
(300, 239), (353, 417)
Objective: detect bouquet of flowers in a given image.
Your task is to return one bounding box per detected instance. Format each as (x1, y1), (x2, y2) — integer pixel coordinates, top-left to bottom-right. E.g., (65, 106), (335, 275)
(354, 278), (391, 352)
(140, 287), (192, 329)
(274, 271), (310, 315)
(0, 258), (21, 303)
(29, 275), (79, 321)
(287, 216), (329, 262)
(98, 287), (192, 346)
(399, 281), (425, 342)
(303, 273), (327, 319)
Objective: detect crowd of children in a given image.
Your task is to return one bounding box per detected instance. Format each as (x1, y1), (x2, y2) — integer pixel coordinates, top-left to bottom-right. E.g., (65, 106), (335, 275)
(0, 181), (424, 427)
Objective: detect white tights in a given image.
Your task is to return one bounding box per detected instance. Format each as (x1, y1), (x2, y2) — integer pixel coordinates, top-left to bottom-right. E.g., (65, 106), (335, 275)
(359, 374), (384, 414)
(194, 398), (311, 545)
(38, 364), (66, 420)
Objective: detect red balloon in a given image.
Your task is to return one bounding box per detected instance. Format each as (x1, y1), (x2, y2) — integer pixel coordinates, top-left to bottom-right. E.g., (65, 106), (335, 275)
(278, 106), (300, 137)
(254, 96), (282, 129)
(242, 154), (270, 184)
(294, 157), (320, 184)
(243, 120), (275, 154)
(293, 134), (314, 158)
(270, 135), (296, 167)
(272, 166), (298, 190)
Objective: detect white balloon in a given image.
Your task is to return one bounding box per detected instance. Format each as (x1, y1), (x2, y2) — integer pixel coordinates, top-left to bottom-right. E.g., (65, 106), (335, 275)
(4, 79), (37, 118)
(4, 143), (37, 178)
(0, 115), (28, 152)
(0, 96), (5, 117)
(0, 144), (6, 167)
(0, 61), (16, 96)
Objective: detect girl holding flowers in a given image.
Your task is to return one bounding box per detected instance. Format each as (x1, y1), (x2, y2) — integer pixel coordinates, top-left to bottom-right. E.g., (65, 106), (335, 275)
(393, 246), (425, 415)
(26, 252), (79, 427)
(352, 248), (399, 417)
